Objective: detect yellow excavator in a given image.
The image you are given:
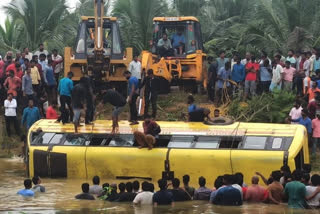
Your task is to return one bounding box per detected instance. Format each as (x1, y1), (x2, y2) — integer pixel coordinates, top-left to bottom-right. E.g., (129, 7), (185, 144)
(141, 16), (207, 93)
(64, 0), (132, 92)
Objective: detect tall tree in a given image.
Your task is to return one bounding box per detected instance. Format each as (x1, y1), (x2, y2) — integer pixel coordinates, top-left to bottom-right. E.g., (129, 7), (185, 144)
(112, 0), (168, 54)
(4, 0), (71, 51)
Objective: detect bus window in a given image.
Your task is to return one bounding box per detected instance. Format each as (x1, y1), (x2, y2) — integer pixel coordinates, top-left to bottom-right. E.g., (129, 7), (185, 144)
(219, 137), (242, 149)
(295, 149), (304, 170)
(243, 136), (267, 150)
(49, 134), (64, 145)
(168, 136), (194, 148)
(38, 133), (55, 145)
(109, 134), (134, 147)
(194, 136), (219, 149)
(90, 135), (111, 146)
(63, 134), (87, 146)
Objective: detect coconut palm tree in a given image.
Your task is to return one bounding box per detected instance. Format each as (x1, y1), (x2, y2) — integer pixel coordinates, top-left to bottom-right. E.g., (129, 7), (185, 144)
(0, 18), (24, 53)
(112, 0), (169, 54)
(4, 0), (71, 51)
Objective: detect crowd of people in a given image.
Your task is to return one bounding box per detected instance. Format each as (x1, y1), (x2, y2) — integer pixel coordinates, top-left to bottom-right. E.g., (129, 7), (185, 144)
(17, 167), (320, 209)
(208, 49), (320, 105)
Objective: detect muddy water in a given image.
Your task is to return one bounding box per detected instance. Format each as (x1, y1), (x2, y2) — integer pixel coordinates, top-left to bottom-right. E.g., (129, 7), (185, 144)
(0, 158), (318, 214)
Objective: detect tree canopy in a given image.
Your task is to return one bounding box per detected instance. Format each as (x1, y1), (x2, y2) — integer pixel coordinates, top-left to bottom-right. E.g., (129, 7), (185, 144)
(1, 0), (320, 57)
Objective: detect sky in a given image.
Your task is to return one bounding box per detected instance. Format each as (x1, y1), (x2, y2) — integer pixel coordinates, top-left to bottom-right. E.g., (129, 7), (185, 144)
(0, 0), (79, 28)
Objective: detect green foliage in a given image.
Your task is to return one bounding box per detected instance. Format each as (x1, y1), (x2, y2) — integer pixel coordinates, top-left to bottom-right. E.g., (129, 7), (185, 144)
(228, 91), (296, 123)
(112, 0), (168, 54)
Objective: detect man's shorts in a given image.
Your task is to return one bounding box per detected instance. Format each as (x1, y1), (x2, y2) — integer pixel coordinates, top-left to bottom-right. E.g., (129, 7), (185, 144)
(244, 80), (256, 94)
(112, 106), (124, 117)
(73, 108), (81, 123)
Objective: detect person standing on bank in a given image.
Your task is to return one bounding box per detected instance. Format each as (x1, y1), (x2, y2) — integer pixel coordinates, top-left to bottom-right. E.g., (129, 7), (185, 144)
(96, 88), (126, 134)
(4, 93), (20, 137)
(129, 55), (142, 83)
(140, 69), (160, 119)
(124, 71), (139, 125)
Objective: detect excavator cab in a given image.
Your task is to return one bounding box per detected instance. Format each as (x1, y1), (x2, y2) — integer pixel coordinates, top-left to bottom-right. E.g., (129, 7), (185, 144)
(151, 18), (204, 57)
(141, 17), (206, 94)
(74, 18), (123, 59)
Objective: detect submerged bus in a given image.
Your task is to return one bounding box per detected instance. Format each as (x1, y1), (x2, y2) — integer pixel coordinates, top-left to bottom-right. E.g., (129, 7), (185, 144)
(27, 120), (309, 185)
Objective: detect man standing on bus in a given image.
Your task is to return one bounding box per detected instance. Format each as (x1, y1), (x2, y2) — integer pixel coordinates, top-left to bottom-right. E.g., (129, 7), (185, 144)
(95, 88), (126, 134)
(124, 71), (139, 125)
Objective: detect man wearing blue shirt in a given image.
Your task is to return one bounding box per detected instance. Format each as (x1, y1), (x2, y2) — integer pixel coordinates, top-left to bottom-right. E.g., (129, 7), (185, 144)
(172, 29), (185, 55)
(17, 179), (34, 197)
(232, 56), (245, 95)
(290, 109), (312, 135)
(124, 71), (139, 125)
(58, 71), (74, 123)
(21, 99), (41, 130)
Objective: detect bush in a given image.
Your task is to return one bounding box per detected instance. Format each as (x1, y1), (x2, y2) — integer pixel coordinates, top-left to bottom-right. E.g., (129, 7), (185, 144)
(227, 90), (296, 123)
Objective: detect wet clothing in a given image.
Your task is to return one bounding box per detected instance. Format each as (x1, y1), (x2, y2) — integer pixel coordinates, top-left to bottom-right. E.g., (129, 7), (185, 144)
(284, 181), (307, 209)
(75, 193), (95, 200)
(169, 189), (191, 201)
(212, 186), (242, 206)
(17, 189), (34, 197)
(32, 184), (45, 193)
(194, 186), (212, 200)
(133, 191), (154, 205)
(153, 190), (173, 205)
(89, 185), (103, 195)
(118, 192), (137, 202)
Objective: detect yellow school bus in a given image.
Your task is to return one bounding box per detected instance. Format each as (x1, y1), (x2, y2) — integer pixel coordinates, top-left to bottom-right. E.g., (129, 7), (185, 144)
(26, 120), (309, 185)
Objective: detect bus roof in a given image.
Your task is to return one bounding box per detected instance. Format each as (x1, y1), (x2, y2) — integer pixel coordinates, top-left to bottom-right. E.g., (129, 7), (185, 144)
(153, 16), (199, 22)
(81, 16), (117, 21)
(30, 120), (302, 137)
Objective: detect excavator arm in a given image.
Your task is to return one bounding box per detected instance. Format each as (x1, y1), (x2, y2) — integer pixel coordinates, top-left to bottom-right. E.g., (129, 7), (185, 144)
(87, 0), (110, 80)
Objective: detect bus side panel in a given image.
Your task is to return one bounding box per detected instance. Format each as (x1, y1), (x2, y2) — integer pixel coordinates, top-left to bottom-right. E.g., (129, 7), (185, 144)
(231, 150), (284, 186)
(169, 149), (232, 187)
(50, 146), (87, 178)
(86, 148), (168, 181)
(29, 147), (49, 178)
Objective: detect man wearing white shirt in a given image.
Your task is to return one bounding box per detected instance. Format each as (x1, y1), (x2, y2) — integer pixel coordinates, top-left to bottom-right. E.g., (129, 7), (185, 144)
(129, 56), (142, 81)
(23, 48), (33, 61)
(270, 55), (283, 91)
(52, 49), (63, 82)
(34, 44), (49, 58)
(4, 93), (20, 137)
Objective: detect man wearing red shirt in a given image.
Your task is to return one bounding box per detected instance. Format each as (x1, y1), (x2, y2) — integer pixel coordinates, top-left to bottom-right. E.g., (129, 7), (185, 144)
(133, 116), (161, 150)
(46, 102), (58, 119)
(244, 56), (259, 100)
(4, 70), (22, 98)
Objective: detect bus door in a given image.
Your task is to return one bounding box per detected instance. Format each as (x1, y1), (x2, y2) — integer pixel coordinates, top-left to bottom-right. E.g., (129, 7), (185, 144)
(85, 134), (168, 181)
(167, 135), (237, 186)
(231, 136), (293, 185)
(49, 133), (89, 178)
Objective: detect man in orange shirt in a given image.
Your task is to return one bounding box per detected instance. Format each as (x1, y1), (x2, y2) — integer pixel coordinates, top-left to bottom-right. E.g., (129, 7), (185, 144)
(306, 81), (320, 103)
(4, 70), (21, 98)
